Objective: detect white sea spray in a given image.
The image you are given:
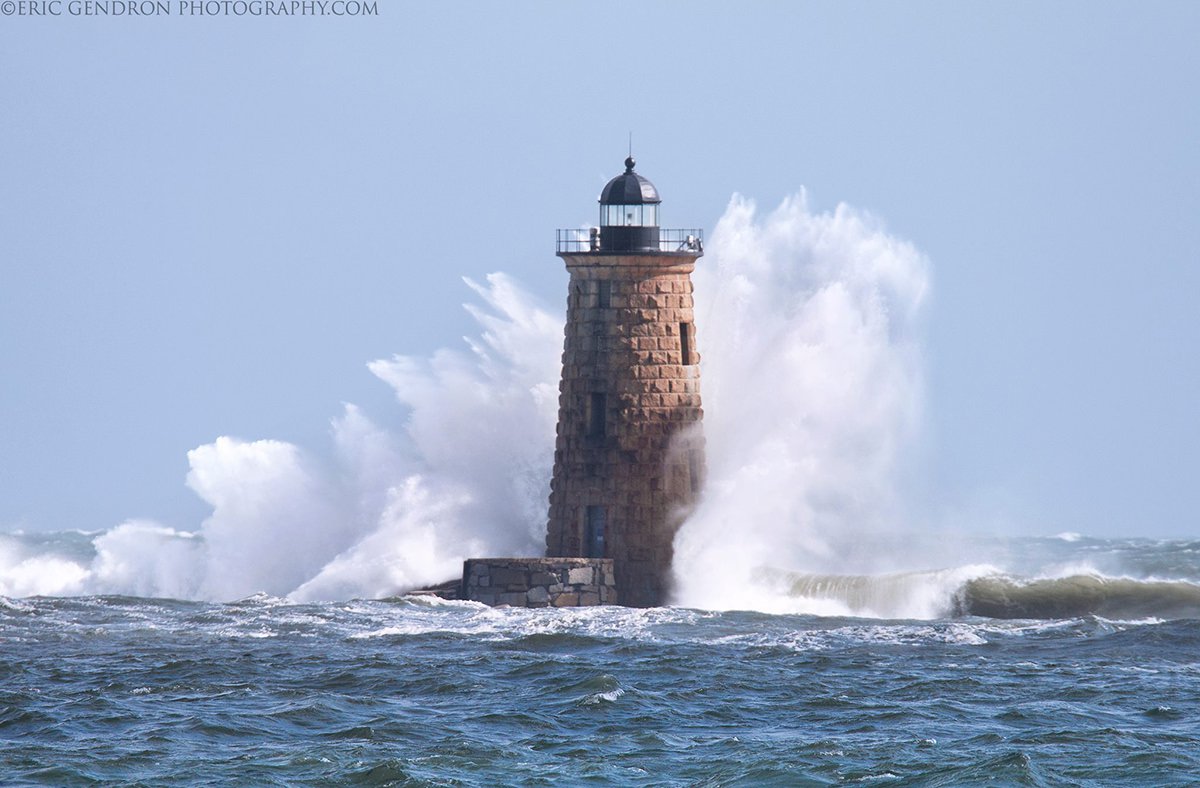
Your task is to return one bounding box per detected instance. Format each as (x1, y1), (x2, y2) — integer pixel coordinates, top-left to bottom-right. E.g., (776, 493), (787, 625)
(1, 273), (561, 602)
(671, 193), (931, 615)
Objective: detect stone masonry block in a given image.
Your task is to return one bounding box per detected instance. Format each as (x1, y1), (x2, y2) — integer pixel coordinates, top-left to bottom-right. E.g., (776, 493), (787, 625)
(567, 566), (594, 585)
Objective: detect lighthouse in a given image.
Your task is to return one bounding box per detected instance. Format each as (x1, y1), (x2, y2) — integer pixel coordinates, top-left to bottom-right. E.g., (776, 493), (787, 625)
(545, 156), (706, 607)
(454, 157), (706, 608)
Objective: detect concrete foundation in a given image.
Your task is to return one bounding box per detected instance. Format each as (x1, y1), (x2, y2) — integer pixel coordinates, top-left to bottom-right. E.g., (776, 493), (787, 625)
(462, 557), (617, 607)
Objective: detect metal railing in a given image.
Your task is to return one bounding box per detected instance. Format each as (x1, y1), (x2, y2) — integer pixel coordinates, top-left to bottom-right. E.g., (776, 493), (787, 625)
(556, 228), (704, 254)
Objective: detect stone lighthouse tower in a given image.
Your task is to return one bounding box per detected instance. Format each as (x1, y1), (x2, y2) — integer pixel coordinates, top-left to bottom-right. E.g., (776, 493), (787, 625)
(546, 156), (706, 607)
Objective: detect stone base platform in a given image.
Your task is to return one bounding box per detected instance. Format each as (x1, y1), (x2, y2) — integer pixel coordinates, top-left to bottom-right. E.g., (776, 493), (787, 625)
(462, 557), (617, 607)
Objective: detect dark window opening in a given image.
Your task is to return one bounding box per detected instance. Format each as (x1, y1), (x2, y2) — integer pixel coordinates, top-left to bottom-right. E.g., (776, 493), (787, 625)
(688, 450), (702, 493)
(586, 505), (607, 558)
(587, 392), (607, 439)
(680, 321), (693, 365)
(598, 280), (612, 309)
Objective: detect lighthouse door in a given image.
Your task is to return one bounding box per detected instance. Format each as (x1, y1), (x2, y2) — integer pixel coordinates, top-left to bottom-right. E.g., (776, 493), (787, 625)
(585, 506), (607, 558)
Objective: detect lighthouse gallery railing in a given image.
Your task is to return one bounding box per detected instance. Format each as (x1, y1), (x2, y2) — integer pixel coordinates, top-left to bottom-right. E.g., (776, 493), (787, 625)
(556, 228), (704, 254)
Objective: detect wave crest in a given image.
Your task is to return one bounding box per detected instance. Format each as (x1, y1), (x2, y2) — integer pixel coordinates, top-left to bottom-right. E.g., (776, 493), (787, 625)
(764, 566), (1200, 621)
(958, 574), (1200, 620)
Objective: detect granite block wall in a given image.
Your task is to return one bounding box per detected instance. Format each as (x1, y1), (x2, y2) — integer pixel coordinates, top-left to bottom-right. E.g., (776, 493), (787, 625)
(462, 558), (617, 607)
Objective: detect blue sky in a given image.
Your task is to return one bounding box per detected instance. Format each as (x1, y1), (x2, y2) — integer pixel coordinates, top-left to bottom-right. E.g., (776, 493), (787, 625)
(2, 2), (1198, 537)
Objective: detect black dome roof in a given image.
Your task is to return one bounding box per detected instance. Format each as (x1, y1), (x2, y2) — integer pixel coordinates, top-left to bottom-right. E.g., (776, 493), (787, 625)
(599, 156), (661, 205)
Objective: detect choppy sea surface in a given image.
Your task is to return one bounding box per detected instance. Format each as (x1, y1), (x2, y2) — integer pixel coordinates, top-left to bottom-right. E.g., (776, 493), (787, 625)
(4, 535), (1200, 786)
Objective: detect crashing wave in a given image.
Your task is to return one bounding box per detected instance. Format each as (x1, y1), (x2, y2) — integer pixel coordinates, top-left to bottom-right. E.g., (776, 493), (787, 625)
(762, 566), (1200, 621)
(956, 574), (1200, 620)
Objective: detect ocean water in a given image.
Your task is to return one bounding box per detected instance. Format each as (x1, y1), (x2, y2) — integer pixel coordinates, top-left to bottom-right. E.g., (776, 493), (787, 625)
(4, 535), (1200, 786)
